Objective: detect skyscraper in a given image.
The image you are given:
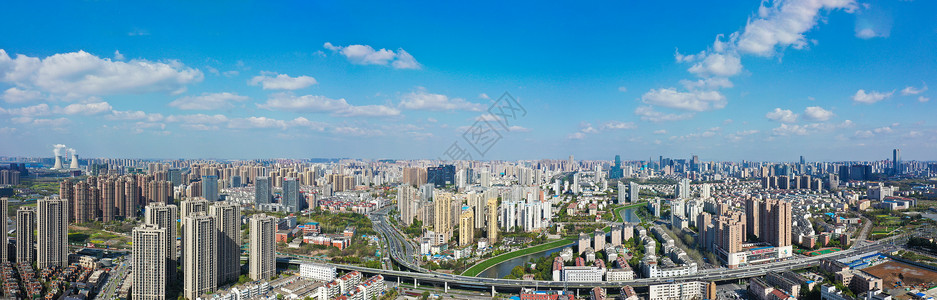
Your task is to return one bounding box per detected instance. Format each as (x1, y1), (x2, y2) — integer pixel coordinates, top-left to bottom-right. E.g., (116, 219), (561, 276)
(459, 208), (474, 246)
(183, 213), (217, 299)
(761, 199), (792, 247)
(249, 214), (277, 281)
(893, 149), (901, 175)
(0, 197), (7, 262)
(201, 175), (219, 201)
(254, 176), (272, 206)
(133, 224), (168, 300)
(210, 202), (241, 285)
(16, 206), (36, 265)
(144, 203), (179, 280)
(629, 181), (640, 202)
(675, 178), (691, 199)
(282, 177), (300, 212)
(37, 196), (68, 269)
(180, 198), (210, 220)
(433, 192), (452, 243)
(427, 165), (455, 188)
(745, 198), (760, 240)
(487, 197), (498, 243)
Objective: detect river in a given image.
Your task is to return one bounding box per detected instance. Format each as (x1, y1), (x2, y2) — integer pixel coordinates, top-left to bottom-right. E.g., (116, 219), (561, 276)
(476, 206), (641, 278)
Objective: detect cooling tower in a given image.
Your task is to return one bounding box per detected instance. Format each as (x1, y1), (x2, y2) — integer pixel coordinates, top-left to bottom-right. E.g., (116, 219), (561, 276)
(53, 156), (63, 169)
(69, 154), (79, 169)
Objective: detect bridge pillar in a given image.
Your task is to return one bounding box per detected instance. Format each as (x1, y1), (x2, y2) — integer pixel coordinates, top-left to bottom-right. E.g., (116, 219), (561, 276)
(444, 281), (448, 293)
(491, 286), (495, 297)
(414, 278), (417, 287)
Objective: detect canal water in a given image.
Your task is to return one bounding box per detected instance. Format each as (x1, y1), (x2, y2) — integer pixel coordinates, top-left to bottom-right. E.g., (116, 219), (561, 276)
(476, 206), (640, 278)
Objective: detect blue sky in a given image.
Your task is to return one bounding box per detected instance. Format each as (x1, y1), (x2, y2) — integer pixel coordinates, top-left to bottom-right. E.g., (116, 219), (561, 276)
(1, 0), (935, 161)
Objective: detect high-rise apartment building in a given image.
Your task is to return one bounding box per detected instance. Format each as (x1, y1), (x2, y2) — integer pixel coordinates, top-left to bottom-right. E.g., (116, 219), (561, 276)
(201, 175), (219, 201)
(133, 224), (168, 300)
(180, 198), (210, 220)
(183, 214), (217, 299)
(144, 203), (179, 279)
(433, 192), (452, 243)
(761, 199), (792, 247)
(283, 177), (300, 212)
(676, 178), (691, 199)
(459, 208), (474, 246)
(397, 184), (417, 226)
(487, 197), (498, 242)
(745, 198), (760, 239)
(249, 214), (277, 281)
(629, 182), (640, 202)
(210, 202), (241, 285)
(254, 176), (272, 206)
(37, 196), (68, 269)
(16, 206), (35, 264)
(0, 197), (6, 262)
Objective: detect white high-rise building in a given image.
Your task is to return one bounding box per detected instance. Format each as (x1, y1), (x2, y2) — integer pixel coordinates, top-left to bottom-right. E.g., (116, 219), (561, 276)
(37, 196), (68, 269)
(210, 202), (241, 285)
(183, 214), (217, 299)
(676, 178), (691, 199)
(180, 198), (210, 220)
(16, 207), (36, 264)
(133, 224), (168, 300)
(249, 214), (277, 281)
(617, 182), (627, 204)
(0, 197), (7, 262)
(300, 262), (336, 282)
(501, 201), (517, 231)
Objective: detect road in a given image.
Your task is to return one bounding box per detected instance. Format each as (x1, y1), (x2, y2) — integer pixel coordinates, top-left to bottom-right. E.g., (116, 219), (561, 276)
(95, 260), (130, 300)
(277, 204), (897, 290)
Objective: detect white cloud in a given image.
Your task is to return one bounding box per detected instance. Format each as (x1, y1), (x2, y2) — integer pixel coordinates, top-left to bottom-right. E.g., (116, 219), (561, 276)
(919, 96), (930, 103)
(107, 110), (164, 122)
(901, 83), (927, 95)
(249, 72), (317, 90)
(258, 93), (400, 117)
(803, 106), (834, 121)
(31, 117), (71, 127)
(852, 89), (893, 104)
(634, 106), (695, 122)
(323, 42), (421, 69)
(0, 103), (51, 117)
(2, 87), (42, 103)
(735, 0), (857, 56)
(653, 129), (667, 134)
(227, 117), (289, 129)
(0, 49), (203, 99)
(478, 93), (490, 99)
(679, 78), (733, 90)
(333, 126), (384, 136)
(601, 121), (637, 130)
(114, 50), (125, 61)
(772, 123), (810, 136)
(334, 105), (403, 117)
(180, 124), (218, 131)
(169, 92), (248, 110)
(567, 132), (586, 140)
(688, 52), (743, 77)
(854, 130), (874, 138)
(166, 114), (229, 124)
(399, 89), (484, 111)
(508, 125), (531, 132)
(855, 28), (885, 39)
(60, 102), (112, 115)
(641, 88), (726, 111)
(618, 86), (628, 92)
(580, 122), (598, 133)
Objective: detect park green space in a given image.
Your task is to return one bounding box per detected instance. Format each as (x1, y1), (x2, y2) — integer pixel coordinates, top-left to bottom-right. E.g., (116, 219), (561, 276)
(461, 237), (575, 277)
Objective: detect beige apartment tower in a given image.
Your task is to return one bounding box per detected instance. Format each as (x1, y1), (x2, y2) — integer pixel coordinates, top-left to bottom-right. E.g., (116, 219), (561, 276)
(180, 198), (210, 220)
(433, 192), (452, 243)
(249, 214), (277, 281)
(459, 209), (474, 246)
(133, 224), (168, 300)
(210, 202), (242, 285)
(37, 196), (68, 269)
(183, 213), (217, 299)
(487, 198), (498, 242)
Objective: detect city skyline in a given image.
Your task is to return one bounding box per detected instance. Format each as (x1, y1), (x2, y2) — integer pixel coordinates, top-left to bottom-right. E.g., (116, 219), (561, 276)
(1, 1), (936, 161)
